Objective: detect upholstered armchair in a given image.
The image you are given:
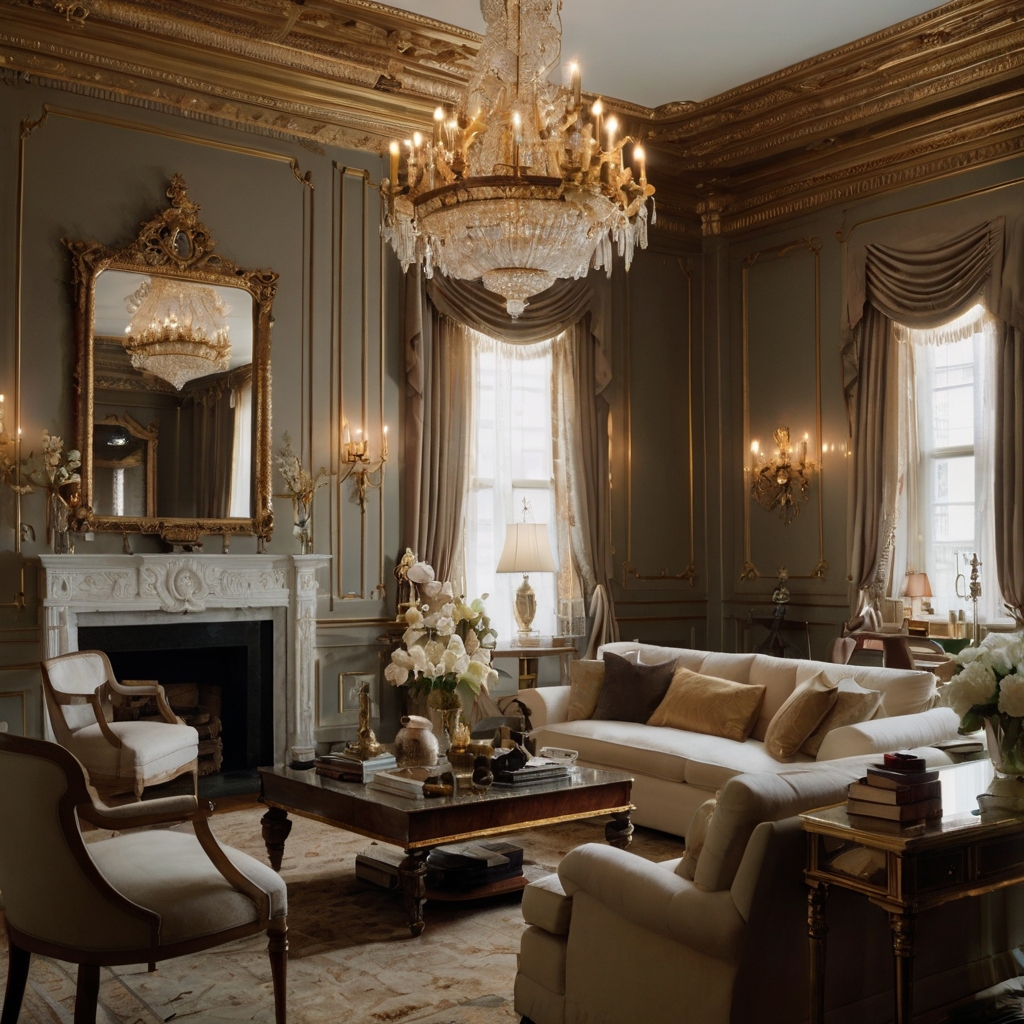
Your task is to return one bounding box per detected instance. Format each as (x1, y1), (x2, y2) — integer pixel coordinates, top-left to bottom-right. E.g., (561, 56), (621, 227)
(0, 733), (287, 1024)
(41, 650), (198, 798)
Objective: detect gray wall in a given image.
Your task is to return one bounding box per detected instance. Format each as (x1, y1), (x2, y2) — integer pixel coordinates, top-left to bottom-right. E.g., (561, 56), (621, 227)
(0, 80), (399, 744)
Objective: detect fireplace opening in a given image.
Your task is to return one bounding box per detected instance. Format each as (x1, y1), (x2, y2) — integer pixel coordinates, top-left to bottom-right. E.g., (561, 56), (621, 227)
(77, 620), (274, 789)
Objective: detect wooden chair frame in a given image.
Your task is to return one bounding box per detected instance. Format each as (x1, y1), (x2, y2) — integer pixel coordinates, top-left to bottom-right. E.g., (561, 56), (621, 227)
(41, 650), (198, 798)
(0, 733), (286, 1024)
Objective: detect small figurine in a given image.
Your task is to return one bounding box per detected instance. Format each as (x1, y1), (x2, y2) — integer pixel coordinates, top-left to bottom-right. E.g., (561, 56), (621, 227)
(471, 755), (494, 793)
(347, 682), (383, 760)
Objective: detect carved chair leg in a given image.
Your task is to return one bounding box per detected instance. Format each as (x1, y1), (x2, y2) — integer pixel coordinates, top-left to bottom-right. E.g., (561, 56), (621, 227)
(268, 918), (288, 1024)
(1, 942), (31, 1024)
(74, 963), (100, 1024)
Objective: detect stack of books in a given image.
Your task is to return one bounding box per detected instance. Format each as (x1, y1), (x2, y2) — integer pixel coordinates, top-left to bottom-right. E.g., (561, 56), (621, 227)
(493, 757), (571, 786)
(847, 754), (943, 824)
(315, 750), (397, 783)
(367, 766), (432, 800)
(426, 841), (524, 891)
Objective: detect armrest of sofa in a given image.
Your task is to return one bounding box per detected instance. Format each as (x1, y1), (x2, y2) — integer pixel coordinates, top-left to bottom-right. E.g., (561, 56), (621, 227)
(514, 685), (571, 728)
(815, 706), (960, 762)
(558, 843), (745, 961)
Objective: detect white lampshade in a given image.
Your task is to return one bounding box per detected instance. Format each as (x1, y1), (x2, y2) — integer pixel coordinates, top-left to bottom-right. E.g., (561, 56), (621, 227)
(496, 522), (557, 574)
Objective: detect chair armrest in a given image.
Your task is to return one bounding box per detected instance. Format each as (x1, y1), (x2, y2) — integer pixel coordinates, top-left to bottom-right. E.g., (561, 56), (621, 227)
(79, 793), (200, 829)
(558, 843), (745, 961)
(105, 678), (181, 724)
(815, 707), (960, 761)
(515, 685), (571, 728)
(87, 688), (123, 749)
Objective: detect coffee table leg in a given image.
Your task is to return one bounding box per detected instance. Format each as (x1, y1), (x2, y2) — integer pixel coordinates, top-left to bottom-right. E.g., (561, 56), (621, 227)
(400, 849), (428, 936)
(261, 807), (292, 871)
(605, 810), (633, 849)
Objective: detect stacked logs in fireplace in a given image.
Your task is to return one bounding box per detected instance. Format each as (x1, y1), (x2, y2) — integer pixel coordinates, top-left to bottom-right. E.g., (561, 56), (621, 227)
(115, 682), (223, 776)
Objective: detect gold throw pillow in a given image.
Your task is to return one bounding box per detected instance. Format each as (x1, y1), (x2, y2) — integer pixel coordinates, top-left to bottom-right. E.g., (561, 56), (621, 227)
(763, 671), (838, 761)
(567, 660), (605, 721)
(800, 680), (883, 757)
(648, 667), (766, 742)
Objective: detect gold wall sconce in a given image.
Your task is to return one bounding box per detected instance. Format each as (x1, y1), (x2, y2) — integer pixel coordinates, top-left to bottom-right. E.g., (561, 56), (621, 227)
(749, 426), (816, 525)
(340, 422), (387, 513)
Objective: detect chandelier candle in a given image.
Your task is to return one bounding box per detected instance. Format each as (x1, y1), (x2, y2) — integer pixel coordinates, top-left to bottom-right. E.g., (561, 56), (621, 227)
(381, 0), (655, 318)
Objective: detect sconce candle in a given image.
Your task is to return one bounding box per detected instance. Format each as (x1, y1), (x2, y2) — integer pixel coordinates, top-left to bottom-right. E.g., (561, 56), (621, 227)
(749, 426), (816, 524)
(340, 420), (388, 513)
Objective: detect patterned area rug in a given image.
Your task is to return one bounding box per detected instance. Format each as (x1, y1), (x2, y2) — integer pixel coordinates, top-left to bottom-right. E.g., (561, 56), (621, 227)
(0, 804), (684, 1023)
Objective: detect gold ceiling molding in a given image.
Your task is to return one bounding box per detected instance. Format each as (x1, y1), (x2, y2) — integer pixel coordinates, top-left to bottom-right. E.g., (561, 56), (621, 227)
(0, 0), (1022, 234)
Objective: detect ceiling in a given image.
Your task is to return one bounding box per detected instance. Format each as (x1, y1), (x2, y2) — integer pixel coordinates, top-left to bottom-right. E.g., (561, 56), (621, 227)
(382, 0), (941, 107)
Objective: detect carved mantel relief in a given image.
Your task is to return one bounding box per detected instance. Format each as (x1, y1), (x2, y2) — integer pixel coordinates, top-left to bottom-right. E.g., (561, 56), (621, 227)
(39, 553), (329, 767)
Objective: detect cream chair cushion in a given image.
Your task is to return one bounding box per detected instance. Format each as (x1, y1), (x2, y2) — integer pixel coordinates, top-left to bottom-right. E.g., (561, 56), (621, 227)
(71, 720), (199, 777)
(88, 830), (286, 945)
(522, 873), (573, 935)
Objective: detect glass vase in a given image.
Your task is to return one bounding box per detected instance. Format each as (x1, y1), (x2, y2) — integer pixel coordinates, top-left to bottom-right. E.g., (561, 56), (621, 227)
(292, 494), (312, 555)
(984, 716), (1024, 777)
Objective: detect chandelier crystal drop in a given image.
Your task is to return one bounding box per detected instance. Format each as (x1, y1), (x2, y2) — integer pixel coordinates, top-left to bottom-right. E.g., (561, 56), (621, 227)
(122, 276), (232, 390)
(381, 0), (655, 318)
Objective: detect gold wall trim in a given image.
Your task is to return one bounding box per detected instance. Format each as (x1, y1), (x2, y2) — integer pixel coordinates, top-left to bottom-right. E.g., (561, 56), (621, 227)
(622, 257), (698, 589)
(741, 238), (827, 583)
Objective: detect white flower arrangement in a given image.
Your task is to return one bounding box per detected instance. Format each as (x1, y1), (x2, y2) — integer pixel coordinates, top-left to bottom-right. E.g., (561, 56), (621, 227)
(28, 430), (81, 491)
(938, 630), (1024, 731)
(385, 559), (498, 713)
(275, 433), (328, 546)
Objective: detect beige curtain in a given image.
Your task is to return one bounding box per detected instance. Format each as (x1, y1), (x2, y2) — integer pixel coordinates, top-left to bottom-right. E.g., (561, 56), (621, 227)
(842, 217), (1024, 625)
(426, 275), (592, 345)
(189, 377), (235, 519)
(402, 267), (473, 584)
(995, 322), (1024, 624)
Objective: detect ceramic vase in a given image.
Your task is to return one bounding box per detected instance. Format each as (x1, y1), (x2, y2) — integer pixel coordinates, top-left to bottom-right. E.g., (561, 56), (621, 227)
(394, 714), (439, 768)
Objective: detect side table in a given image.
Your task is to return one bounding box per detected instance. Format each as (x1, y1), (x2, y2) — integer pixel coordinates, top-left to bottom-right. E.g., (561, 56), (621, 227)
(494, 643), (577, 688)
(800, 759), (1022, 1024)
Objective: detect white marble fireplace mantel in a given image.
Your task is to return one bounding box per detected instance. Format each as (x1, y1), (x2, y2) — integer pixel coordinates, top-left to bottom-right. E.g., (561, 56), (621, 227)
(39, 553), (330, 767)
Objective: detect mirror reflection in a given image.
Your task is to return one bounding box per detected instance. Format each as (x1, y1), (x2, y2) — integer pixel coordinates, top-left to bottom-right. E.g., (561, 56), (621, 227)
(92, 269), (254, 520)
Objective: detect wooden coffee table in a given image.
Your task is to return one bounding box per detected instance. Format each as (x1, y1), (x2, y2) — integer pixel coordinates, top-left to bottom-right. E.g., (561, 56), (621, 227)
(258, 764), (633, 935)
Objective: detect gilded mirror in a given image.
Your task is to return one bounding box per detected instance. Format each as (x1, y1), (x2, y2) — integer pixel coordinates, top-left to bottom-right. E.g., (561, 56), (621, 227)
(66, 175), (275, 545)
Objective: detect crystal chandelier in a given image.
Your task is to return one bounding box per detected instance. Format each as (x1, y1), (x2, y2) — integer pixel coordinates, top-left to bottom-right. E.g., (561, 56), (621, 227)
(123, 276), (231, 390)
(381, 0), (655, 318)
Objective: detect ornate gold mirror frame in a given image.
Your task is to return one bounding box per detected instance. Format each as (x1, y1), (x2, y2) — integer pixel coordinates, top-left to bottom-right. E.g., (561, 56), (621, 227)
(66, 175), (276, 546)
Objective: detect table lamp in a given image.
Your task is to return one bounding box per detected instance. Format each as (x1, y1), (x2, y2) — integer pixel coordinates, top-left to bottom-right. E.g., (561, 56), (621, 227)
(902, 571), (933, 618)
(497, 522), (557, 647)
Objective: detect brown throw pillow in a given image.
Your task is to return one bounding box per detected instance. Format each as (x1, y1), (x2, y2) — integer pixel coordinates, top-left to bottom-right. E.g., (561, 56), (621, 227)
(648, 667), (766, 742)
(800, 679), (883, 757)
(677, 797), (716, 880)
(567, 660), (604, 721)
(592, 651), (676, 724)
(763, 671), (838, 761)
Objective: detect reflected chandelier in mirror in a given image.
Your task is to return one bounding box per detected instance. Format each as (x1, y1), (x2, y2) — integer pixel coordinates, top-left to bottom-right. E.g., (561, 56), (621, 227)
(65, 175), (276, 546)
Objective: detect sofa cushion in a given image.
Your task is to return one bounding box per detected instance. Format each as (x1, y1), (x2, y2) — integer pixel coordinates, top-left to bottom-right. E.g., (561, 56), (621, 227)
(764, 671), (838, 760)
(522, 873), (573, 935)
(567, 660), (604, 721)
(534, 720), (809, 787)
(699, 652), (756, 684)
(793, 661), (936, 718)
(801, 679), (882, 756)
(592, 652), (675, 724)
(649, 668), (765, 743)
(748, 655), (801, 740)
(677, 798), (716, 880)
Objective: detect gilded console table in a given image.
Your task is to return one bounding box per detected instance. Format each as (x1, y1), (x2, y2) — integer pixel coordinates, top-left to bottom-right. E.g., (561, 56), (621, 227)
(801, 759), (1024, 1024)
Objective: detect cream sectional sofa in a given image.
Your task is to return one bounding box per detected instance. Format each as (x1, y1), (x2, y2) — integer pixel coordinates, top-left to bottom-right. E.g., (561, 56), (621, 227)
(515, 641), (961, 837)
(515, 754), (1024, 1024)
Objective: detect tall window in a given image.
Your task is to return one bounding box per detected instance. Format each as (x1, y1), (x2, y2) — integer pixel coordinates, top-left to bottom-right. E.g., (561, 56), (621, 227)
(899, 304), (1002, 621)
(463, 332), (560, 641)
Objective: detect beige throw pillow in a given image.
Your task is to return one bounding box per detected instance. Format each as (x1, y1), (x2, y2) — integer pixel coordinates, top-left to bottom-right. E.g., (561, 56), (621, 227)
(763, 671), (839, 761)
(677, 797), (716, 880)
(648, 667), (766, 742)
(800, 678), (883, 756)
(567, 660), (605, 721)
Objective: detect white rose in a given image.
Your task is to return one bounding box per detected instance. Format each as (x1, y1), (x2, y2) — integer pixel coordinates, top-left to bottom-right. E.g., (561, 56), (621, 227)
(998, 673), (1024, 718)
(404, 607), (424, 628)
(958, 646), (984, 665)
(402, 626), (425, 649)
(446, 634), (466, 658)
(989, 645), (1017, 676)
(391, 649), (415, 671)
(465, 630), (480, 655)
(384, 662), (409, 686)
(940, 661), (997, 719)
(409, 646), (428, 673)
(407, 562), (435, 585)
(453, 654), (470, 677)
(425, 639), (446, 664)
(435, 616), (455, 636)
(442, 646), (459, 673)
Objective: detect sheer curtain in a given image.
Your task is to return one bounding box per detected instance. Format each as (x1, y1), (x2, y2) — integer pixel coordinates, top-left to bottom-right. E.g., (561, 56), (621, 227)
(893, 306), (1002, 622)
(463, 332), (568, 640)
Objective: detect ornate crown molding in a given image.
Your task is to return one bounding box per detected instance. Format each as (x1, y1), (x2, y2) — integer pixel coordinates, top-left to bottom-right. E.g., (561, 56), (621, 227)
(1, 0), (1022, 235)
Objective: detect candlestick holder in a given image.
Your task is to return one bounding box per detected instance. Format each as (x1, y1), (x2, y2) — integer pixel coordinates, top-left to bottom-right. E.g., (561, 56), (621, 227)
(749, 426), (816, 525)
(341, 425), (387, 514)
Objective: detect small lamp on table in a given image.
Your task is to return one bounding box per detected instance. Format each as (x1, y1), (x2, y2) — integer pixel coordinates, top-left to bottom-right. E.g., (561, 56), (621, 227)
(497, 521), (557, 648)
(902, 571), (933, 619)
